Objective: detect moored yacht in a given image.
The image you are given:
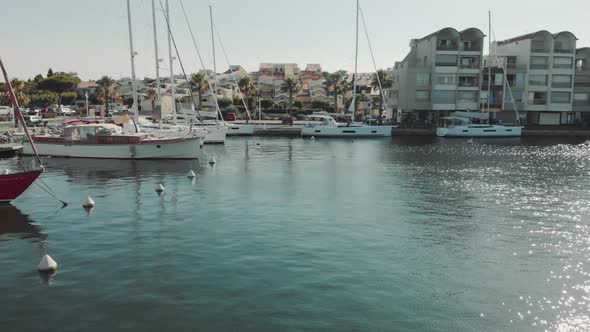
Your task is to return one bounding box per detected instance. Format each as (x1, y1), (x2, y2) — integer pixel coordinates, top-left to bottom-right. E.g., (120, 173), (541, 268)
(23, 122), (205, 160)
(301, 114), (392, 138)
(436, 117), (522, 137)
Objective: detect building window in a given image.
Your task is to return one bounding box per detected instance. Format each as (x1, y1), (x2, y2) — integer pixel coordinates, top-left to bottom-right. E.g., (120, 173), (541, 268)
(457, 91), (478, 102)
(415, 90), (429, 102)
(573, 92), (590, 105)
(435, 74), (456, 85)
(551, 92), (571, 104)
(435, 54), (458, 67)
(431, 90), (456, 104)
(506, 56), (517, 68)
(458, 75), (478, 87)
(529, 75), (548, 86)
(551, 75), (572, 88)
(529, 91), (547, 105)
(530, 56), (549, 69)
(460, 56), (479, 69)
(576, 59), (585, 71)
(494, 73), (504, 86)
(553, 57), (573, 69)
(416, 73), (430, 87)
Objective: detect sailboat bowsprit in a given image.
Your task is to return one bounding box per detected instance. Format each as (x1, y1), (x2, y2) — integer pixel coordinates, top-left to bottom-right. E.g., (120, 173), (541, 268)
(0, 58), (43, 204)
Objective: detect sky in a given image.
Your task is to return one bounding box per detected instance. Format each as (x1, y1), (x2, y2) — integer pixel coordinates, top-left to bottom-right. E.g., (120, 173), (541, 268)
(1, 0), (588, 81)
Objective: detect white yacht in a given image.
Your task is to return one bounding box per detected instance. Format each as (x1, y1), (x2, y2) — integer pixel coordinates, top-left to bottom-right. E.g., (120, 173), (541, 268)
(23, 122), (205, 160)
(436, 117), (522, 137)
(301, 115), (392, 138)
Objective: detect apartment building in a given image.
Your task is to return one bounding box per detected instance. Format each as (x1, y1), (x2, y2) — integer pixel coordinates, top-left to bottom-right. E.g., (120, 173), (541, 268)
(392, 27), (485, 122)
(491, 31), (578, 125)
(574, 48), (590, 125)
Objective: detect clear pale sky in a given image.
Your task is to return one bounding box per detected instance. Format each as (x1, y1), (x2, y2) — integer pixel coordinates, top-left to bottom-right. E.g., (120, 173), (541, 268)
(1, 0), (588, 80)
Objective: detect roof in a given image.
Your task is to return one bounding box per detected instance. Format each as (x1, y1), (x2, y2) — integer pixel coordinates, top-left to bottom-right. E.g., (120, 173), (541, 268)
(417, 27), (485, 41)
(497, 30), (578, 46)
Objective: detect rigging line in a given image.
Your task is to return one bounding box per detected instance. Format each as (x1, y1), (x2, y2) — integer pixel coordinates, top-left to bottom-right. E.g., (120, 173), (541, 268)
(179, 0), (223, 122)
(213, 22), (252, 121)
(33, 179), (68, 207)
(159, 0), (204, 123)
(358, 5), (388, 111)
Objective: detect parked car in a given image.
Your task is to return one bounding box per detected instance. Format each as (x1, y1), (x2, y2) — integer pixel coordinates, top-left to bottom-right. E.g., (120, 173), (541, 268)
(60, 106), (74, 115)
(225, 112), (236, 121)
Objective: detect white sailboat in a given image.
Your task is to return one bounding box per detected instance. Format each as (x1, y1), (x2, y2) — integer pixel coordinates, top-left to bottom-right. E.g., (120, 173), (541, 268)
(143, 0), (226, 144)
(301, 0), (392, 138)
(23, 1), (205, 160)
(436, 11), (522, 138)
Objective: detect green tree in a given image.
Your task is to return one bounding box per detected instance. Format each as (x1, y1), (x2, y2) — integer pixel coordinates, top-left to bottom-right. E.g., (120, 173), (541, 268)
(145, 89), (157, 112)
(370, 69), (393, 125)
(96, 76), (116, 113)
(260, 99), (274, 110)
(60, 92), (77, 105)
(217, 97), (232, 109)
(237, 76), (255, 121)
(33, 74), (44, 83)
(47, 68), (54, 77)
(280, 77), (301, 126)
(323, 70), (348, 112)
(37, 74), (80, 106)
(189, 73), (210, 112)
(29, 91), (58, 108)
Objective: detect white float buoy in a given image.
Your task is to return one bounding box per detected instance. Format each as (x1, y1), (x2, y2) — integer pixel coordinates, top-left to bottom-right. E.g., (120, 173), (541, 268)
(467, 138), (474, 144)
(187, 170), (196, 179)
(310, 136), (315, 140)
(156, 184), (165, 193)
(209, 158), (216, 166)
(4, 169), (10, 175)
(37, 254), (57, 272)
(83, 195), (95, 208)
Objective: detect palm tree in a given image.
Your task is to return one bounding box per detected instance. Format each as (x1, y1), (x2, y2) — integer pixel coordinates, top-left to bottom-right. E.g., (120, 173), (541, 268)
(8, 79), (30, 106)
(370, 69), (393, 125)
(189, 73), (209, 112)
(237, 76), (255, 122)
(96, 76), (116, 114)
(280, 77), (301, 126)
(322, 70), (348, 112)
(145, 89), (157, 113)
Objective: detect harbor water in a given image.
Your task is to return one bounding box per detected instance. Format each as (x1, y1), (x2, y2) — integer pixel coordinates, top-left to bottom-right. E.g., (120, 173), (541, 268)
(1, 137), (590, 331)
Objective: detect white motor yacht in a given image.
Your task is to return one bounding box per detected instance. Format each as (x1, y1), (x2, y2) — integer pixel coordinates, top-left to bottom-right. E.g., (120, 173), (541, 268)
(436, 117), (522, 137)
(301, 115), (392, 138)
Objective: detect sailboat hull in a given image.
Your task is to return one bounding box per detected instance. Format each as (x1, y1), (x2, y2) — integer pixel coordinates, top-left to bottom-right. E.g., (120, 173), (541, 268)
(0, 170), (42, 203)
(436, 125), (522, 137)
(22, 137), (205, 160)
(225, 124), (255, 136)
(301, 125), (392, 138)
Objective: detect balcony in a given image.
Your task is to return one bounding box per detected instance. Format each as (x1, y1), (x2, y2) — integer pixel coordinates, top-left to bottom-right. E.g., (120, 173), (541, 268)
(462, 45), (481, 52)
(458, 81), (478, 88)
(531, 47), (551, 53)
(552, 82), (572, 89)
(530, 99), (547, 105)
(530, 64), (549, 70)
(554, 48), (575, 54)
(437, 44), (459, 51)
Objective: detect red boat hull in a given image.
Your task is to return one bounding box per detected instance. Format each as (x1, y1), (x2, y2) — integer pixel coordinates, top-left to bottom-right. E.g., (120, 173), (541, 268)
(0, 170), (42, 203)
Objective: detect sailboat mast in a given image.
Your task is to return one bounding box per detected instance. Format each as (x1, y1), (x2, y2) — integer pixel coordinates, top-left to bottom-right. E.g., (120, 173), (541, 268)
(209, 5), (219, 122)
(152, 0), (162, 128)
(486, 10), (492, 117)
(166, 0), (177, 124)
(352, 0), (360, 117)
(126, 0), (139, 120)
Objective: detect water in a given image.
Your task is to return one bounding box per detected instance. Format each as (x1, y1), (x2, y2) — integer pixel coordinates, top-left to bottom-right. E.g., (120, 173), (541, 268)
(1, 137), (590, 331)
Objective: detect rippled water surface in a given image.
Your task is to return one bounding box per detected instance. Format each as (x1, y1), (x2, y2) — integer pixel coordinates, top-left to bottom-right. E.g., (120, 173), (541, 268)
(1, 137), (590, 331)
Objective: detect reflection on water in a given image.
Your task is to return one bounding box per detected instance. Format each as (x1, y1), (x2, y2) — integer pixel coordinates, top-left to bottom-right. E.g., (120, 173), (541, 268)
(0, 205), (45, 242)
(0, 137), (589, 331)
